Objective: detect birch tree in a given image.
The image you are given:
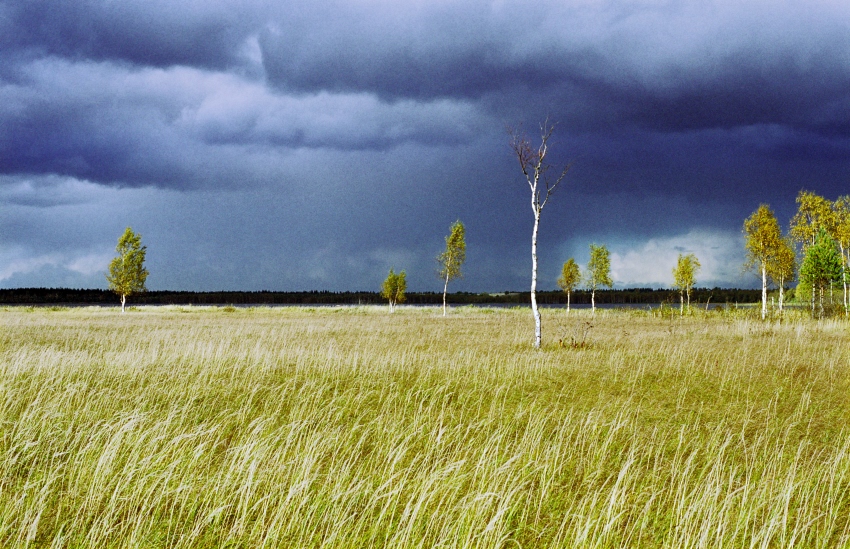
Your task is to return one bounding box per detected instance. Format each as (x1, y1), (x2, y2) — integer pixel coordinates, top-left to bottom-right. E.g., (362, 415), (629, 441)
(672, 253), (700, 315)
(381, 269), (407, 313)
(743, 204), (783, 320)
(790, 191), (836, 312)
(436, 220), (466, 316)
(509, 120), (570, 348)
(557, 258), (581, 312)
(768, 236), (796, 315)
(106, 227), (149, 313)
(790, 191), (836, 247)
(800, 228), (842, 317)
(833, 196), (850, 314)
(586, 245), (612, 314)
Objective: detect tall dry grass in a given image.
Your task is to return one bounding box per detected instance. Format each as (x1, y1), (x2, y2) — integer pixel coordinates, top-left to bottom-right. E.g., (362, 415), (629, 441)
(1, 305), (850, 547)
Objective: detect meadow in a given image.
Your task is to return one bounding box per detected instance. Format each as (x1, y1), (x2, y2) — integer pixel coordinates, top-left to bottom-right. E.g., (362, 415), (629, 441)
(1, 305), (850, 547)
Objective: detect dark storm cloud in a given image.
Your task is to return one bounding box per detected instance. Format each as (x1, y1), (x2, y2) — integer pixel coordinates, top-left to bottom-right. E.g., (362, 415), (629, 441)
(0, 59), (483, 188)
(0, 0), (262, 70)
(3, 0), (848, 189)
(2, 0), (850, 291)
(258, 0), (850, 136)
(606, 61), (850, 136)
(5, 0), (845, 135)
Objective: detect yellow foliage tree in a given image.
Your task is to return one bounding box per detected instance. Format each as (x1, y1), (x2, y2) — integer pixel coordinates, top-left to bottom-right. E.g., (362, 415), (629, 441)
(557, 258), (581, 312)
(673, 253), (700, 315)
(743, 204), (784, 320)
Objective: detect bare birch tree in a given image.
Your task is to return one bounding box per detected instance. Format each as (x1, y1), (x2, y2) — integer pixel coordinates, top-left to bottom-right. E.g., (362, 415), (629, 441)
(509, 120), (570, 348)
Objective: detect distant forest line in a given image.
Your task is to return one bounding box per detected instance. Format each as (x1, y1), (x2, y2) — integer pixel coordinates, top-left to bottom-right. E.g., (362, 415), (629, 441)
(1, 288), (762, 306)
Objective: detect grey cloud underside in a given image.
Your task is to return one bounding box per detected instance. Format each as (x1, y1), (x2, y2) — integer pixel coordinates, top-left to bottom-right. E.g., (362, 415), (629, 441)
(3, 0), (850, 291)
(0, 58), (485, 187)
(0, 0), (259, 70)
(256, 2), (850, 135)
(263, 38), (850, 137)
(3, 0), (848, 134)
(0, 105), (237, 188)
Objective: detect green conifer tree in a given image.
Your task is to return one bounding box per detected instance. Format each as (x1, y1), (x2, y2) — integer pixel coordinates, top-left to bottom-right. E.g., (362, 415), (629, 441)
(800, 227), (842, 317)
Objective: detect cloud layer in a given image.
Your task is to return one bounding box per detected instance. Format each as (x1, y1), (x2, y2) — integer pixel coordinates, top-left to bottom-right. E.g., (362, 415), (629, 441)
(609, 229), (746, 288)
(2, 0), (848, 290)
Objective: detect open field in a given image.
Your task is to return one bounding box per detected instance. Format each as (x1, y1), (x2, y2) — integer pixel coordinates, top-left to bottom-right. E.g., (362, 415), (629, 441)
(2, 305), (850, 547)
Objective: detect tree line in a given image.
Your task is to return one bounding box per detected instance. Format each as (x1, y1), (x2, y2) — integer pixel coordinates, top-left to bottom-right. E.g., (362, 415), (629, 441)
(744, 192), (850, 319)
(0, 287), (762, 306)
(97, 122), (848, 347)
(555, 247), (701, 316)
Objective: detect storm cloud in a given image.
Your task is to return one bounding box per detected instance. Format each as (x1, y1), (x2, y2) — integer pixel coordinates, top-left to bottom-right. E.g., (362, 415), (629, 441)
(1, 0), (848, 291)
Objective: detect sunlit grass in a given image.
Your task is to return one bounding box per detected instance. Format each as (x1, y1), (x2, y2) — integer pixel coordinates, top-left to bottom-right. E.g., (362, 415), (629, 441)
(2, 305), (850, 547)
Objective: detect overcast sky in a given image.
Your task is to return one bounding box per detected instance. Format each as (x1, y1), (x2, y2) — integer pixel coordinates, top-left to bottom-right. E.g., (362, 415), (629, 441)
(2, 0), (848, 291)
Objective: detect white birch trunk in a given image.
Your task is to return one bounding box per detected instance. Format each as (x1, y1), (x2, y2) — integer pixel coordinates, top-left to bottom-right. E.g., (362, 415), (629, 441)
(567, 290), (571, 313)
(812, 279), (816, 315)
(680, 291), (684, 316)
(591, 288), (596, 314)
(513, 122), (568, 348)
(761, 263), (767, 320)
(841, 243), (848, 315)
(531, 210), (541, 348)
(121, 294), (126, 313)
(443, 272), (449, 317)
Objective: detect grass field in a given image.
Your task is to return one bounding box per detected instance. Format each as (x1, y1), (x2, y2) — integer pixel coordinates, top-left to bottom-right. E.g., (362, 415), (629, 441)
(2, 305), (850, 547)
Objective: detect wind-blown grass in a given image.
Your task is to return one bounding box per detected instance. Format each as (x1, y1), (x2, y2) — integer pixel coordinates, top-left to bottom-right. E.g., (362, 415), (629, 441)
(1, 305), (850, 547)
